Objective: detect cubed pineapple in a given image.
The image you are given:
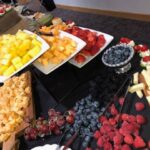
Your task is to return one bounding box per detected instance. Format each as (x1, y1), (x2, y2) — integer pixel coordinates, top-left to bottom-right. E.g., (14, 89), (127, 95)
(14, 62), (24, 70)
(31, 39), (41, 47)
(1, 58), (10, 65)
(22, 54), (31, 64)
(0, 66), (8, 75)
(12, 57), (22, 65)
(28, 46), (40, 58)
(3, 65), (15, 76)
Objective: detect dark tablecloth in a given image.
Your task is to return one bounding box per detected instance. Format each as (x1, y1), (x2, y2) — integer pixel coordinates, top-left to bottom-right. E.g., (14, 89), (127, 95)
(16, 8), (150, 150)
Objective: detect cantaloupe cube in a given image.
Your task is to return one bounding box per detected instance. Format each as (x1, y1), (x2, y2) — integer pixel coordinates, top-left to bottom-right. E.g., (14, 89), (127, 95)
(3, 65), (15, 76)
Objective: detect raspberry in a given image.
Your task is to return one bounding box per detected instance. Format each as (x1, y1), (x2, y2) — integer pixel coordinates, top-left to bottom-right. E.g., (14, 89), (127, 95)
(121, 114), (129, 121)
(119, 128), (130, 136)
(135, 102), (145, 111)
(114, 144), (121, 150)
(97, 137), (104, 147)
(122, 144), (131, 150)
(110, 104), (118, 115)
(119, 97), (124, 106)
(126, 124), (134, 133)
(148, 140), (150, 148)
(85, 147), (92, 150)
(103, 124), (112, 132)
(94, 130), (101, 139)
(99, 116), (107, 123)
(103, 142), (113, 150)
(128, 115), (136, 123)
(109, 118), (116, 126)
(136, 115), (146, 125)
(133, 136), (146, 148)
(108, 131), (115, 141)
(113, 133), (123, 145)
(124, 134), (134, 144)
(100, 126), (106, 134)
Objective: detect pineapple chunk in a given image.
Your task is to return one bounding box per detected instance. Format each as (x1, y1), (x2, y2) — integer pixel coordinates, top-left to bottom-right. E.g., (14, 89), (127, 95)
(28, 46), (40, 58)
(22, 54), (31, 64)
(0, 66), (8, 75)
(3, 66), (15, 76)
(32, 39), (41, 47)
(1, 58), (10, 65)
(12, 57), (22, 65)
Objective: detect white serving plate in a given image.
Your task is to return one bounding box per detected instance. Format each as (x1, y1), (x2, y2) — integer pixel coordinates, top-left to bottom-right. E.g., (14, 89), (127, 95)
(0, 30), (49, 83)
(69, 27), (114, 68)
(31, 144), (71, 150)
(33, 31), (86, 74)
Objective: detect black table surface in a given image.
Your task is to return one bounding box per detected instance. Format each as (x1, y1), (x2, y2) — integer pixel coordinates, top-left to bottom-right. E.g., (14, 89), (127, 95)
(5, 8), (150, 150)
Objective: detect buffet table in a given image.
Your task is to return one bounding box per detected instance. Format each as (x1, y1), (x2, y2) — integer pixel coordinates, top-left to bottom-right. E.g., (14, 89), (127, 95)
(1, 7), (150, 150)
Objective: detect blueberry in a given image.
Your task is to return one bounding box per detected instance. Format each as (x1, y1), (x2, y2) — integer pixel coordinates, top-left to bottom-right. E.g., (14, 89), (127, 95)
(92, 101), (100, 107)
(82, 141), (88, 148)
(85, 136), (91, 142)
(65, 134), (72, 140)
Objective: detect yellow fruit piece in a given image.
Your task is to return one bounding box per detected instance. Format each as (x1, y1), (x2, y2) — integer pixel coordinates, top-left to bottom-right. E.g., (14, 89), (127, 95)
(12, 57), (22, 65)
(3, 65), (15, 76)
(1, 58), (10, 65)
(14, 62), (24, 70)
(32, 39), (41, 47)
(28, 46), (40, 58)
(0, 66), (8, 75)
(22, 54), (31, 64)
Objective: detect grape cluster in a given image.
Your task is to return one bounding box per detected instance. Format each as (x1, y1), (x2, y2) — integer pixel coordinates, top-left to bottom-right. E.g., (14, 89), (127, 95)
(24, 109), (65, 140)
(65, 95), (101, 148)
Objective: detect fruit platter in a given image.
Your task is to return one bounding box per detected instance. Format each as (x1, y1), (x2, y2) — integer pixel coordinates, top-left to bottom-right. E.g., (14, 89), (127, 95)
(33, 30), (86, 74)
(0, 30), (49, 82)
(0, 3), (12, 16)
(68, 27), (114, 68)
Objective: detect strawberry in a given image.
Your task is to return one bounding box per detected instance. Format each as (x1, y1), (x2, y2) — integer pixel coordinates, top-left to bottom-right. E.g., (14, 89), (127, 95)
(94, 130), (101, 139)
(110, 104), (118, 115)
(99, 115), (107, 123)
(85, 147), (92, 150)
(133, 136), (146, 148)
(119, 97), (124, 106)
(96, 35), (106, 48)
(90, 45), (100, 55)
(147, 140), (150, 148)
(143, 56), (150, 62)
(121, 114), (129, 121)
(136, 114), (146, 125)
(120, 37), (131, 44)
(97, 137), (104, 147)
(109, 118), (116, 125)
(135, 102), (145, 111)
(113, 133), (123, 145)
(140, 44), (149, 52)
(75, 54), (86, 63)
(81, 49), (91, 57)
(103, 142), (113, 150)
(122, 144), (131, 150)
(134, 45), (141, 52)
(124, 134), (134, 144)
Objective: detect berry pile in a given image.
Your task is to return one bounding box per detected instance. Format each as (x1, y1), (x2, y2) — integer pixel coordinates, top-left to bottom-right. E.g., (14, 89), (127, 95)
(93, 98), (148, 150)
(24, 109), (66, 140)
(66, 26), (106, 63)
(103, 45), (132, 65)
(65, 95), (101, 148)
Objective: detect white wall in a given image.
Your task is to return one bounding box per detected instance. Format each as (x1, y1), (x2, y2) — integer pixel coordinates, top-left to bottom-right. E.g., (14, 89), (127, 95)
(55, 0), (150, 15)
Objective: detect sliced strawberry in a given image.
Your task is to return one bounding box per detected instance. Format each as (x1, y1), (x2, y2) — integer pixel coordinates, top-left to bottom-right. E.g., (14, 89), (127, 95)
(81, 49), (91, 56)
(90, 45), (100, 55)
(143, 56), (150, 62)
(134, 45), (141, 52)
(140, 44), (149, 52)
(75, 54), (86, 63)
(120, 37), (131, 44)
(96, 35), (106, 48)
